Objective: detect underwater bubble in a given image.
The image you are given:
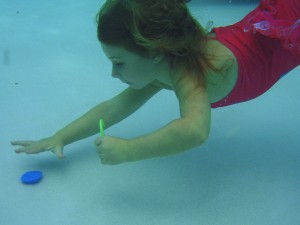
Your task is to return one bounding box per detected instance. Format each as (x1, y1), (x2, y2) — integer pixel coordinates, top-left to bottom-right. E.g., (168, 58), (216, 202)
(243, 26), (251, 32)
(253, 20), (270, 31)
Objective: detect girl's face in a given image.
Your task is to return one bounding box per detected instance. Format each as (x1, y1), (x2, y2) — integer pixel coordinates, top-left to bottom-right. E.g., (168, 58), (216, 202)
(101, 43), (170, 89)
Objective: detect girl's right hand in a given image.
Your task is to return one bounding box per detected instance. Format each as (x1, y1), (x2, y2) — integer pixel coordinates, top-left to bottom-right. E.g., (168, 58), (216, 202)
(11, 136), (65, 159)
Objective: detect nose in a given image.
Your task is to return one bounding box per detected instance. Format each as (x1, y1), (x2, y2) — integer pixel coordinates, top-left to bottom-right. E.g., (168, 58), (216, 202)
(111, 67), (121, 78)
(112, 73), (119, 78)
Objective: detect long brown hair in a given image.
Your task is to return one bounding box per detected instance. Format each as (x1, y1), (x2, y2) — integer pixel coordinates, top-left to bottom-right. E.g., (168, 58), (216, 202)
(96, 0), (213, 83)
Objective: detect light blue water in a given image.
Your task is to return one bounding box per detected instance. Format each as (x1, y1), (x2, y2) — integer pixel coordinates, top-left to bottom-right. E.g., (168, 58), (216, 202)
(1, 1), (299, 225)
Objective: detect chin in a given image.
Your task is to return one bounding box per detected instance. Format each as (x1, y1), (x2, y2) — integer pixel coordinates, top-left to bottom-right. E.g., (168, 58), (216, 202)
(129, 85), (143, 90)
(128, 83), (146, 90)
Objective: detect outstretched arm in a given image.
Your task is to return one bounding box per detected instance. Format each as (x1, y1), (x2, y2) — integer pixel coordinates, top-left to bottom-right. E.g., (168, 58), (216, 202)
(54, 84), (161, 145)
(12, 84), (161, 158)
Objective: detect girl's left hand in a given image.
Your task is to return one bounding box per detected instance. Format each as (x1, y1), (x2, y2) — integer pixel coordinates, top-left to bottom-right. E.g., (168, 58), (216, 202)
(95, 136), (129, 165)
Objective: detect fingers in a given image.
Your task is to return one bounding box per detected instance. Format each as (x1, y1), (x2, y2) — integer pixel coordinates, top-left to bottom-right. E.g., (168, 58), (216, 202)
(13, 142), (39, 153)
(94, 137), (103, 146)
(98, 150), (109, 165)
(95, 138), (105, 163)
(14, 144), (43, 154)
(12, 141), (36, 154)
(14, 147), (28, 154)
(12, 140), (65, 159)
(11, 141), (35, 147)
(15, 147), (30, 153)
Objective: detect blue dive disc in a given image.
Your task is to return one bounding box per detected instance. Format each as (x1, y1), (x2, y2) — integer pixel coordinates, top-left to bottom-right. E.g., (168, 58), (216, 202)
(21, 171), (43, 184)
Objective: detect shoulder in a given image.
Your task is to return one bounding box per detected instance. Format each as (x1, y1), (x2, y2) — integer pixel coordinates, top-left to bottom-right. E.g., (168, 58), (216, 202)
(171, 68), (210, 109)
(204, 39), (239, 103)
(205, 39), (235, 71)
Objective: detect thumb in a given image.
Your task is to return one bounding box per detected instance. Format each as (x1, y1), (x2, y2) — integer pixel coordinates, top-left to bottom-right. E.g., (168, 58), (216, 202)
(51, 146), (65, 159)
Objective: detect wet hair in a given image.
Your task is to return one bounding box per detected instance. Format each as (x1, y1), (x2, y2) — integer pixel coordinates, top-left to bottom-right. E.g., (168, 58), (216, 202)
(96, 0), (214, 83)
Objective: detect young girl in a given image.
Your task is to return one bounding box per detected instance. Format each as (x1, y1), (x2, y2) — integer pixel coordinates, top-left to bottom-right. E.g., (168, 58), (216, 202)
(12, 0), (300, 165)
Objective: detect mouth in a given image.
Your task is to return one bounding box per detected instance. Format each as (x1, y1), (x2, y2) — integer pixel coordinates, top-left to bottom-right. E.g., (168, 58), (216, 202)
(119, 78), (131, 85)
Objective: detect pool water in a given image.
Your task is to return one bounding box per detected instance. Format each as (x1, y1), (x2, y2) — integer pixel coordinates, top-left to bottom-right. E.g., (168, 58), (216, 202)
(1, 1), (299, 225)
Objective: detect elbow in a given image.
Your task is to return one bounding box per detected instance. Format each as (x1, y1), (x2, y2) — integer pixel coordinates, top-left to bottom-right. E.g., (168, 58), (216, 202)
(189, 124), (210, 147)
(195, 129), (209, 146)
(173, 119), (210, 149)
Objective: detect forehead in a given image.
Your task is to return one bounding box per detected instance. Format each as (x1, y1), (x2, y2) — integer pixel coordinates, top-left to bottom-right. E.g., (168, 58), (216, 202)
(101, 43), (150, 60)
(101, 43), (126, 56)
(101, 43), (133, 58)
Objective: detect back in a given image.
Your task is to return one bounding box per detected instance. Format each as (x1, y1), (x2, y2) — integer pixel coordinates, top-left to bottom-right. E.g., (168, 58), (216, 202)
(210, 0), (300, 108)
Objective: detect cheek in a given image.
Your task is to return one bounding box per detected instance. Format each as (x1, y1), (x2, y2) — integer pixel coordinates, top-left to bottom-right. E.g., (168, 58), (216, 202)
(127, 64), (148, 79)
(125, 59), (156, 83)
(139, 62), (157, 77)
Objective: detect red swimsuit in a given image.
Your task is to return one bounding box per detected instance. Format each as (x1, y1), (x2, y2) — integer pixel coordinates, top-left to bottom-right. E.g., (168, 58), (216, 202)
(211, 0), (300, 108)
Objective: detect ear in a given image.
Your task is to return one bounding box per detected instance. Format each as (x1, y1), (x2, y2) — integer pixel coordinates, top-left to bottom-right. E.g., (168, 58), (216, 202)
(151, 52), (164, 64)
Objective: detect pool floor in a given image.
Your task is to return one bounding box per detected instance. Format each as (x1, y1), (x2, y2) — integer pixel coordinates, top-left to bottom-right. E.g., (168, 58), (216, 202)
(1, 0), (300, 224)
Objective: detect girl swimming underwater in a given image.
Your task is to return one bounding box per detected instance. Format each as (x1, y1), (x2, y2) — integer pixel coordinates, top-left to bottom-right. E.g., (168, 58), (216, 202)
(12, 0), (300, 165)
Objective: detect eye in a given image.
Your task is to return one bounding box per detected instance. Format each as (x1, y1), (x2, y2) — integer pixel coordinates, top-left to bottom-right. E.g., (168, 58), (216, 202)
(114, 62), (124, 68)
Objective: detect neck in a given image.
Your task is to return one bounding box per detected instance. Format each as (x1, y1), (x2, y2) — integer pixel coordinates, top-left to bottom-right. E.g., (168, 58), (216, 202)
(155, 57), (173, 87)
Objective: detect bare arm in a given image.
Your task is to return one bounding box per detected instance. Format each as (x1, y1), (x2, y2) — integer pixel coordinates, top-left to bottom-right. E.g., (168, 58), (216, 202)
(126, 76), (211, 161)
(55, 84), (161, 145)
(12, 84), (161, 157)
(96, 74), (211, 164)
